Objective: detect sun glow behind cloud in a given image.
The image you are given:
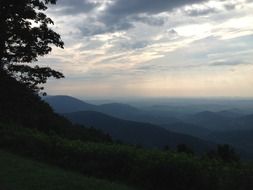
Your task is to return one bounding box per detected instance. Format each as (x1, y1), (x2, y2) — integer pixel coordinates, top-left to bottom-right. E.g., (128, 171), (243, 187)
(41, 0), (253, 98)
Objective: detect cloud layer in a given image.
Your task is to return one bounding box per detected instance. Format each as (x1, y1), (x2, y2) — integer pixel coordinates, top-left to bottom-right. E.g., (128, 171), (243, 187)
(41, 0), (253, 98)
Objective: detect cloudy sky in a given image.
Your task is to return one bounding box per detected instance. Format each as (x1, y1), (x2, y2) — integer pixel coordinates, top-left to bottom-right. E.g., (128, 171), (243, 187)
(40, 0), (253, 98)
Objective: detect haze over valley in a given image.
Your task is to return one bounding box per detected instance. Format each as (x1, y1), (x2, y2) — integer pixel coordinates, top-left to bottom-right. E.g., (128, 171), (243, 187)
(45, 95), (253, 159)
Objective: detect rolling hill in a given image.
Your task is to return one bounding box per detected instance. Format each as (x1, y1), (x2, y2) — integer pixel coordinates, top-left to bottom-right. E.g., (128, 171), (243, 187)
(161, 122), (211, 138)
(208, 130), (253, 151)
(45, 95), (253, 157)
(183, 111), (253, 131)
(216, 109), (244, 118)
(183, 111), (232, 131)
(233, 114), (253, 130)
(44, 95), (96, 113)
(64, 111), (215, 153)
(44, 95), (180, 124)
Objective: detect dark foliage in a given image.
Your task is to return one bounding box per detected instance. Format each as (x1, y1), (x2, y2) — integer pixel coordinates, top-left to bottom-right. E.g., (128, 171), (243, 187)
(0, 0), (64, 92)
(206, 144), (240, 163)
(0, 71), (111, 143)
(177, 144), (194, 155)
(0, 124), (252, 190)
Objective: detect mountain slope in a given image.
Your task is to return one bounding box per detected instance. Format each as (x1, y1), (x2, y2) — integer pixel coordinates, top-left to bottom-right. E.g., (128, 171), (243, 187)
(44, 95), (96, 113)
(208, 130), (253, 150)
(233, 114), (253, 130)
(45, 95), (180, 124)
(206, 130), (253, 159)
(183, 111), (231, 131)
(217, 109), (244, 118)
(64, 111), (215, 153)
(182, 110), (253, 131)
(161, 122), (211, 138)
(0, 71), (111, 143)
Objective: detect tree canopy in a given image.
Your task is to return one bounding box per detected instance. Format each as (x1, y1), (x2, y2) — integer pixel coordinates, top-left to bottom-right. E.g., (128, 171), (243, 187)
(0, 0), (64, 93)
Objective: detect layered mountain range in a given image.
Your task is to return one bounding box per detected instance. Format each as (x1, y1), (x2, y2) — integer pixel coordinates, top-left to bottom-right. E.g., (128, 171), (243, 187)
(45, 95), (253, 158)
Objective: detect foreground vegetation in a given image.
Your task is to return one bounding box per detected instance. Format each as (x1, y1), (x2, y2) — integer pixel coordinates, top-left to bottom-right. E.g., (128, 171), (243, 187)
(0, 123), (252, 190)
(0, 149), (136, 190)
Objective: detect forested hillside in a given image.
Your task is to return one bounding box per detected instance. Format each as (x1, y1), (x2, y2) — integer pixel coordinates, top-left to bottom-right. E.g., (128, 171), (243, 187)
(64, 110), (215, 153)
(0, 70), (111, 143)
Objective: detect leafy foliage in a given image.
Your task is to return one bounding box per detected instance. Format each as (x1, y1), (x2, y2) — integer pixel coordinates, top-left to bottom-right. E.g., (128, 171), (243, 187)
(8, 64), (64, 93)
(0, 0), (64, 92)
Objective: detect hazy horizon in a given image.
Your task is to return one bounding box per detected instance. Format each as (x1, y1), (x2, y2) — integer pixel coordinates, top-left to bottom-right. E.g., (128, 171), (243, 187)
(45, 94), (253, 108)
(46, 94), (253, 101)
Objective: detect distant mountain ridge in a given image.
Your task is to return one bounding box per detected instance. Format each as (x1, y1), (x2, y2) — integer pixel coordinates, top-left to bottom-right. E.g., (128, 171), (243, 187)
(161, 122), (211, 138)
(64, 110), (215, 152)
(217, 109), (244, 118)
(185, 111), (230, 131)
(183, 110), (253, 131)
(44, 95), (180, 124)
(45, 95), (253, 132)
(234, 114), (253, 130)
(44, 96), (96, 113)
(44, 95), (253, 158)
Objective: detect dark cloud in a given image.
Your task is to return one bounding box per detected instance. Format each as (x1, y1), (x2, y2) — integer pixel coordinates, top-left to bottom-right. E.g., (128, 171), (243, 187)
(185, 7), (218, 16)
(53, 0), (209, 36)
(168, 29), (178, 35)
(79, 20), (133, 36)
(223, 3), (236, 11)
(119, 40), (149, 50)
(106, 0), (208, 16)
(80, 14), (165, 36)
(132, 15), (165, 26)
(210, 60), (250, 66)
(100, 0), (207, 26)
(83, 0), (208, 36)
(52, 0), (100, 15)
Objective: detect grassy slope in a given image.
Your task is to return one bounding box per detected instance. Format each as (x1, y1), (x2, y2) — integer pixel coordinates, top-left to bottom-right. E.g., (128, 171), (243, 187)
(0, 150), (136, 190)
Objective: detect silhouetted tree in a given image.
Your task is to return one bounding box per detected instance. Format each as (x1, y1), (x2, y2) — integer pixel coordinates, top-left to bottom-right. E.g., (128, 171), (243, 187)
(177, 144), (194, 155)
(163, 145), (170, 151)
(206, 144), (240, 163)
(217, 144), (240, 162)
(0, 0), (64, 93)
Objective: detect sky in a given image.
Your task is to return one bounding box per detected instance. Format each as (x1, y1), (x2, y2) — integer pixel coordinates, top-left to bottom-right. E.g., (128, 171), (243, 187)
(39, 0), (253, 98)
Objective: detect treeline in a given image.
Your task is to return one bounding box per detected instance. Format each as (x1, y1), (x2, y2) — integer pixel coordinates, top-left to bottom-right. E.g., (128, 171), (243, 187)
(0, 70), (111, 143)
(0, 123), (252, 190)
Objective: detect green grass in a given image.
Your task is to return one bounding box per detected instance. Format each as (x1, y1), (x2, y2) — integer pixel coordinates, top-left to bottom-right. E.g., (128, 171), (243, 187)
(0, 149), (137, 190)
